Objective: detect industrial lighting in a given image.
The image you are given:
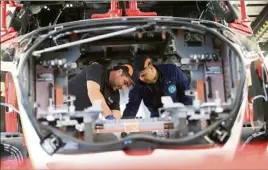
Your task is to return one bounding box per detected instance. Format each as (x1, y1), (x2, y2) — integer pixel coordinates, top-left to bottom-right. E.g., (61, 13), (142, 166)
(43, 6), (50, 11)
(65, 4), (73, 8)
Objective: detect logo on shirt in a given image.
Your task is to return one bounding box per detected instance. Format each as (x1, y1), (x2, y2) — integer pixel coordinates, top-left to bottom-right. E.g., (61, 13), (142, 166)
(107, 96), (114, 105)
(168, 84), (176, 94)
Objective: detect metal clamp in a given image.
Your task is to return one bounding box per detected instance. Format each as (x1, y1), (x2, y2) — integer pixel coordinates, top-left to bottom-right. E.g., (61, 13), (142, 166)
(191, 20), (201, 25)
(40, 133), (65, 155)
(0, 103), (20, 114)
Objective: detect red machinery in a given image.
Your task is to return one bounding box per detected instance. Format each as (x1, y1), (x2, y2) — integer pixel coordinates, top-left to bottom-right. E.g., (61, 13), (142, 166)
(1, 0), (253, 43)
(125, 0), (157, 17)
(92, 0), (157, 19)
(0, 0), (23, 43)
(4, 73), (19, 132)
(1, 0), (23, 132)
(229, 1), (253, 35)
(91, 0), (123, 19)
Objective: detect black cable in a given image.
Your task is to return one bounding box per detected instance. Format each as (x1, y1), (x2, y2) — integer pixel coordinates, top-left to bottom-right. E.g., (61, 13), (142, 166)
(239, 131), (266, 151)
(0, 145), (19, 165)
(1, 143), (24, 164)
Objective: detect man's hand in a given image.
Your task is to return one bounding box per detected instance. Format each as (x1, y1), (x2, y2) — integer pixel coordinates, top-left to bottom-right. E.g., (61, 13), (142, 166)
(105, 115), (116, 120)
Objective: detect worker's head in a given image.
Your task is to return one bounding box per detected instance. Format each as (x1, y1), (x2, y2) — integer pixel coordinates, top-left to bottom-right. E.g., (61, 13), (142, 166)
(133, 56), (157, 84)
(109, 64), (134, 90)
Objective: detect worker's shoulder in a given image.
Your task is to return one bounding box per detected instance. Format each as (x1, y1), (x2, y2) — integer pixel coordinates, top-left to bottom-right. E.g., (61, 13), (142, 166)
(85, 62), (104, 70)
(157, 63), (177, 70)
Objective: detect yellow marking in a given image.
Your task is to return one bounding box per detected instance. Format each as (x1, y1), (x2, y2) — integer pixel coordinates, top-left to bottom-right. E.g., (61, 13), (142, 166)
(255, 20), (268, 36)
(246, 68), (252, 86)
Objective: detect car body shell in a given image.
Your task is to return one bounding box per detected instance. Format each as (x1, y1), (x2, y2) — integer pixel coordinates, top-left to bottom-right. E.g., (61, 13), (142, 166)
(1, 15), (268, 169)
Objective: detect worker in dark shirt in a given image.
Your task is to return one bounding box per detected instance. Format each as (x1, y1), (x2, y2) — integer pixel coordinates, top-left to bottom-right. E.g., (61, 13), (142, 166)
(122, 56), (192, 119)
(68, 62), (134, 120)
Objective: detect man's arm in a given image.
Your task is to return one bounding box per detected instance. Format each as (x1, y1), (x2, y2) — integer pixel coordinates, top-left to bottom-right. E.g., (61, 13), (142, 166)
(109, 91), (121, 119)
(121, 85), (142, 119)
(87, 81), (114, 117)
(85, 63), (114, 118)
(112, 110), (121, 119)
(175, 66), (193, 105)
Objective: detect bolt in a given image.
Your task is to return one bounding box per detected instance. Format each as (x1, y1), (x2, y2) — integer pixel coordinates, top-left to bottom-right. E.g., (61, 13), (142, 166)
(50, 60), (55, 66)
(121, 132), (128, 138)
(49, 98), (53, 106)
(58, 60), (63, 66)
(62, 58), (67, 64)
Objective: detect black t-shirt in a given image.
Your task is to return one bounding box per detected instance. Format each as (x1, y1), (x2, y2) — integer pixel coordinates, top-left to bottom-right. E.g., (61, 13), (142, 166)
(68, 63), (120, 111)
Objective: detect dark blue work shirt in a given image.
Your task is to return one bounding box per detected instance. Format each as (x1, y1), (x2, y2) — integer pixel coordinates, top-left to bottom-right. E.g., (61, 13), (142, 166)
(122, 64), (192, 118)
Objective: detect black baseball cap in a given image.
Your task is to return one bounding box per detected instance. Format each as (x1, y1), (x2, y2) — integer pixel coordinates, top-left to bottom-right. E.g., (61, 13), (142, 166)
(133, 55), (153, 73)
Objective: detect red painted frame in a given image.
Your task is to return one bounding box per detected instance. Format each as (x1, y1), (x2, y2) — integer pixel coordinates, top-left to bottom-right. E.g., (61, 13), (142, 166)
(1, 0), (7, 33)
(4, 73), (19, 132)
(125, 0), (157, 17)
(9, 0), (23, 8)
(91, 0), (157, 19)
(91, 0), (122, 19)
(0, 0), (21, 43)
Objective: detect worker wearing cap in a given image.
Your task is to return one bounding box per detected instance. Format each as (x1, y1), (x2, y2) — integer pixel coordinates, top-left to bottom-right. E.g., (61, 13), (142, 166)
(122, 56), (192, 119)
(68, 62), (134, 120)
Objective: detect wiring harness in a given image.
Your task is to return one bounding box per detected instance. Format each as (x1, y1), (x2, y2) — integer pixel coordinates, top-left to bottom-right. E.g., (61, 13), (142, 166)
(0, 143), (24, 165)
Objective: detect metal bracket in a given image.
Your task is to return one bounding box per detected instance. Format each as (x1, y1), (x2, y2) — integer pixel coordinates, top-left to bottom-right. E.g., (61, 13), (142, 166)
(91, 0), (157, 18)
(191, 20), (201, 25)
(54, 25), (64, 32)
(47, 26), (64, 35)
(160, 94), (225, 120)
(229, 20), (253, 35)
(91, 0), (122, 19)
(0, 103), (20, 114)
(40, 133), (65, 155)
(214, 129), (229, 142)
(125, 0), (157, 17)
